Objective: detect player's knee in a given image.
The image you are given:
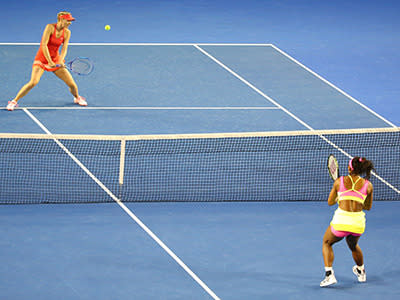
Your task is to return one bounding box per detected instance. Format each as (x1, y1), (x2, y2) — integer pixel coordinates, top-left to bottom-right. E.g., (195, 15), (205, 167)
(29, 79), (40, 87)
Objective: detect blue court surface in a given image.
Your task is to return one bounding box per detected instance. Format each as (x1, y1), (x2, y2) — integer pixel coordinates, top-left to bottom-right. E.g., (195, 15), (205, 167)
(1, 1), (400, 299)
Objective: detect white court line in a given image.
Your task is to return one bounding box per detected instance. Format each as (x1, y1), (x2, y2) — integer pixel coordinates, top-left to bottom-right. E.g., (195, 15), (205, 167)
(13, 106), (280, 110)
(269, 44), (397, 128)
(22, 108), (221, 300)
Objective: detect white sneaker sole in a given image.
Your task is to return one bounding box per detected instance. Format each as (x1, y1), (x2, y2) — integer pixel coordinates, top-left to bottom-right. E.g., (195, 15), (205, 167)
(352, 266), (366, 282)
(320, 276), (337, 287)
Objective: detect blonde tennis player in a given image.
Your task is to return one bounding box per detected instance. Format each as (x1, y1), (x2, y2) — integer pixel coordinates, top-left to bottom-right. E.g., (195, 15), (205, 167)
(6, 11), (86, 111)
(320, 156), (374, 287)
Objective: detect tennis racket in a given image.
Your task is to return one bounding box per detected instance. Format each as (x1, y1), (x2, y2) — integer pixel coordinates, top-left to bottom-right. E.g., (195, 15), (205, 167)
(57, 57), (94, 75)
(327, 154), (340, 180)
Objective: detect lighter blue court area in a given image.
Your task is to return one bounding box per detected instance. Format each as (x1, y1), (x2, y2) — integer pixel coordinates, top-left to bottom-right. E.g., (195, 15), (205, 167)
(0, 44), (394, 135)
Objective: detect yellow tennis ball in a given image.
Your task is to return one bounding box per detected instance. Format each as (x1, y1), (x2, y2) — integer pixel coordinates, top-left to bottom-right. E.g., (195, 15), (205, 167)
(105, 25), (111, 31)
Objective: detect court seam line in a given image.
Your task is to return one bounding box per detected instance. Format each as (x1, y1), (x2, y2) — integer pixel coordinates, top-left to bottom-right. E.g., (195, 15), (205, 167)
(11, 106), (281, 110)
(21, 108), (221, 300)
(193, 45), (400, 195)
(270, 44), (397, 128)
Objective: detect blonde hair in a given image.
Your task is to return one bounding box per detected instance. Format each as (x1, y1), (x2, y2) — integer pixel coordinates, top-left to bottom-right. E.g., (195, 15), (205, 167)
(57, 11), (72, 20)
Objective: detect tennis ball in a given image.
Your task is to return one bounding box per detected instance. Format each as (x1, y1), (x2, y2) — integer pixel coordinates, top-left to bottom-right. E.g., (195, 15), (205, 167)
(105, 25), (111, 31)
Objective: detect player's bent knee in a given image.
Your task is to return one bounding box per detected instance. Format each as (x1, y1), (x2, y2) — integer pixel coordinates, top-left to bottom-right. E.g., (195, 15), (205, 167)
(28, 80), (40, 89)
(66, 80), (77, 89)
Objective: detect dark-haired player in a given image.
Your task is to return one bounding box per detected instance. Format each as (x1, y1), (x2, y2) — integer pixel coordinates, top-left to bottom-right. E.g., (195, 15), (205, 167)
(320, 157), (374, 287)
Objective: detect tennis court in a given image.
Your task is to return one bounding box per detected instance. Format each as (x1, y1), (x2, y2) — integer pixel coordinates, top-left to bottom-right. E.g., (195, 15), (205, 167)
(1, 1), (400, 299)
(1, 42), (399, 300)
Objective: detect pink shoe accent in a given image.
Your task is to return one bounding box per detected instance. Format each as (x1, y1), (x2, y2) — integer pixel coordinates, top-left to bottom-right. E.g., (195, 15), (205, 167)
(74, 96), (87, 106)
(7, 100), (18, 111)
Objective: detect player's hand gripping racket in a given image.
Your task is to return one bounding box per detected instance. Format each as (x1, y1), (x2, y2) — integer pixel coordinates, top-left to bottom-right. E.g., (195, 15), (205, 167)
(57, 57), (94, 75)
(327, 154), (340, 180)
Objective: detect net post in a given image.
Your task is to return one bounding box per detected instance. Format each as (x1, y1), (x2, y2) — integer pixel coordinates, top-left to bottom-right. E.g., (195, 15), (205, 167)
(119, 138), (126, 200)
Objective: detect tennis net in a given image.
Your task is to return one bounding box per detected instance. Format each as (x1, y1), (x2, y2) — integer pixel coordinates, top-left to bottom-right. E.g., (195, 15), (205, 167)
(0, 127), (399, 204)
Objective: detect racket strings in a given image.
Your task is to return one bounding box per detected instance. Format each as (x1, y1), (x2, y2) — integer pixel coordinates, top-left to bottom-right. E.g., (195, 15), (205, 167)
(70, 58), (93, 75)
(328, 155), (339, 180)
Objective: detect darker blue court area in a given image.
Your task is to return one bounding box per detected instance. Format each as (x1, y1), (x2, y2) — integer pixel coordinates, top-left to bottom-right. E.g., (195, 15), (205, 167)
(0, 202), (399, 300)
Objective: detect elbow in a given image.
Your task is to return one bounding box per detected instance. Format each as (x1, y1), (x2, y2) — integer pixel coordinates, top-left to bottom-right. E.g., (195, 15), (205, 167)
(327, 200), (336, 206)
(363, 205), (371, 211)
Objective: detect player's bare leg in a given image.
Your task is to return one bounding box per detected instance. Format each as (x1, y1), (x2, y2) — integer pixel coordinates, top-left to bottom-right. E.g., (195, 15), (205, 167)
(7, 66), (44, 110)
(54, 67), (87, 106)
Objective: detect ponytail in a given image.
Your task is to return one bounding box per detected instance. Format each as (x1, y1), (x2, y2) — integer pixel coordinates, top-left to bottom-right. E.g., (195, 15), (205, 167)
(349, 156), (374, 180)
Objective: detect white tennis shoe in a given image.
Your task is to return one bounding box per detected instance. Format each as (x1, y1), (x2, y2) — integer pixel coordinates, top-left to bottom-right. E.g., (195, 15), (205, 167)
(74, 95), (87, 106)
(320, 271), (337, 287)
(6, 100), (18, 111)
(353, 265), (366, 282)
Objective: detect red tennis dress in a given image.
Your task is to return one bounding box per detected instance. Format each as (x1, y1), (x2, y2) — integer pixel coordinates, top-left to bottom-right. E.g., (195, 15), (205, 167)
(33, 24), (64, 71)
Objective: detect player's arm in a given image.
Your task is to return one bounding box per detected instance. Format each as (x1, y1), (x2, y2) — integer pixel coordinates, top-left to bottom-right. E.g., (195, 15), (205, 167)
(59, 29), (71, 65)
(363, 182), (373, 210)
(327, 178), (340, 206)
(40, 24), (55, 66)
